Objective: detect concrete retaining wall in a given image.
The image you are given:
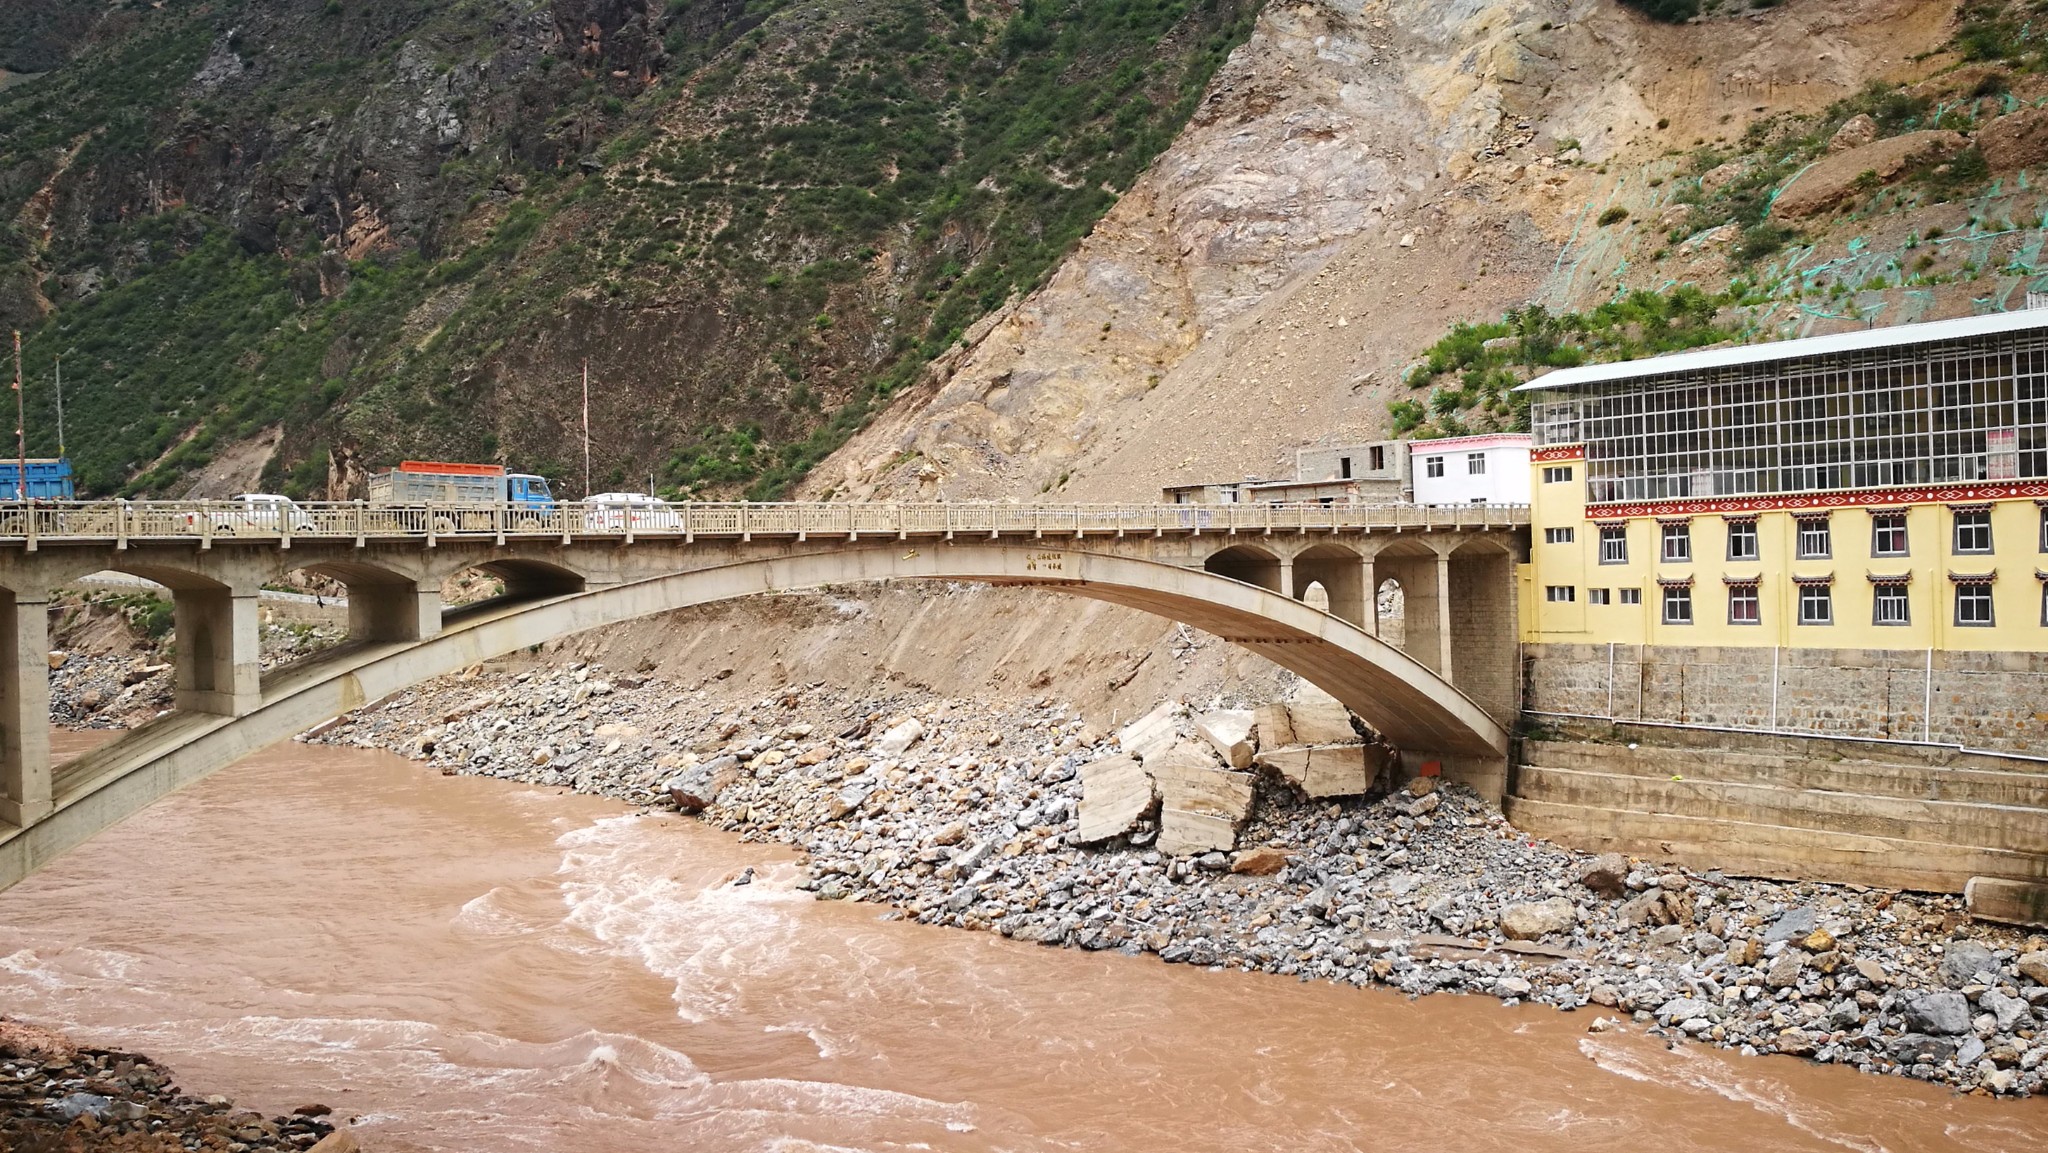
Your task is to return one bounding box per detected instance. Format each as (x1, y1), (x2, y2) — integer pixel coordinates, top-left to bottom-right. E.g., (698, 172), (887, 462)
(1523, 642), (2048, 755)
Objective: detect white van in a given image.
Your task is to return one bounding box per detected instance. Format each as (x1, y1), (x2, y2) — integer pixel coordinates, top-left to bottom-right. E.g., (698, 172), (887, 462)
(584, 492), (682, 532)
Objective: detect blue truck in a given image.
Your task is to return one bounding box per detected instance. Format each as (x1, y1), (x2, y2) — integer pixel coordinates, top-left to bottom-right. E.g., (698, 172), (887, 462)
(367, 460), (557, 531)
(0, 458), (76, 501)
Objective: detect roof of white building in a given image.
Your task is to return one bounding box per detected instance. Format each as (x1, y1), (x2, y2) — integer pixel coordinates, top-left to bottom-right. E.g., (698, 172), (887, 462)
(1406, 432), (1530, 452)
(1513, 307), (2048, 393)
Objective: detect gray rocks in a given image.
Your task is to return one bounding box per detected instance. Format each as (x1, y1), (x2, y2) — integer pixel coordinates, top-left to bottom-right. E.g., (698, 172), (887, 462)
(1981, 988), (2033, 1032)
(1498, 898), (1576, 941)
(1939, 940), (1998, 988)
(663, 755), (740, 813)
(1764, 907), (1817, 944)
(1904, 991), (1973, 1036)
(1766, 951), (1805, 990)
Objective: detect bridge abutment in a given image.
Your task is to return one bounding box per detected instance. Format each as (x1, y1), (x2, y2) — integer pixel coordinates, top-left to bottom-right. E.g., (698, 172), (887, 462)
(0, 590), (53, 827)
(173, 587), (263, 716)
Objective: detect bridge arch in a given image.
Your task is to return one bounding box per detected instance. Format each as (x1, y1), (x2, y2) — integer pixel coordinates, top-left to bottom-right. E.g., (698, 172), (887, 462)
(3, 542), (1511, 889)
(1202, 543), (1284, 593)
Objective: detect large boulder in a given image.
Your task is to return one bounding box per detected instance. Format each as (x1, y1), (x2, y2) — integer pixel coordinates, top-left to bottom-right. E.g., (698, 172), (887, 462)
(1979, 106), (2048, 173)
(663, 754), (740, 813)
(1284, 685), (1356, 745)
(1772, 130), (1968, 219)
(1151, 740), (1255, 856)
(1074, 753), (1156, 843)
(1498, 897), (1577, 941)
(872, 718), (926, 756)
(1904, 990), (1973, 1036)
(1827, 113), (1879, 153)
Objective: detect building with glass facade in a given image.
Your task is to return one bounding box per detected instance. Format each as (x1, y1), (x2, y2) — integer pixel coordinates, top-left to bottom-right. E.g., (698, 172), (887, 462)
(1517, 308), (2048, 653)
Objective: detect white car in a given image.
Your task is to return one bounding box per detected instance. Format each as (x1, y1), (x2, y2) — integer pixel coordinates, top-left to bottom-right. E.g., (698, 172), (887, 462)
(584, 492), (682, 532)
(197, 493), (318, 535)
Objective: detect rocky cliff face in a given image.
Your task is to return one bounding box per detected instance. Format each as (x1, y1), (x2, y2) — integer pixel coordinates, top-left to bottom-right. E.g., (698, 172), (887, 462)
(802, 0), (1958, 501)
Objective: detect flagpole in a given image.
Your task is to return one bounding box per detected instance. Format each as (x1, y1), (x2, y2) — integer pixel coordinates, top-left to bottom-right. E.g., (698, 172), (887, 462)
(11, 331), (23, 501)
(581, 358), (591, 499)
(53, 354), (64, 457)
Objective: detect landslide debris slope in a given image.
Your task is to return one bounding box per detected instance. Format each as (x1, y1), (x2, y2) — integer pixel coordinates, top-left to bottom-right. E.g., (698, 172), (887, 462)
(802, 0), (2008, 501)
(0, 0), (1261, 498)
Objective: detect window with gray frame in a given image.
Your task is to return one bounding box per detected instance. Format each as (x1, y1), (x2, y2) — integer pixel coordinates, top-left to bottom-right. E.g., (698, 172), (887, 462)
(1662, 584), (1693, 624)
(1956, 580), (1995, 626)
(1796, 514), (1832, 559)
(1599, 524), (1628, 564)
(1953, 507), (1993, 554)
(1661, 521), (1691, 562)
(1425, 456), (1445, 478)
(1727, 582), (1760, 624)
(1467, 453), (1487, 475)
(1797, 581), (1833, 625)
(1874, 581), (1910, 625)
(1725, 517), (1759, 561)
(1872, 511), (1908, 557)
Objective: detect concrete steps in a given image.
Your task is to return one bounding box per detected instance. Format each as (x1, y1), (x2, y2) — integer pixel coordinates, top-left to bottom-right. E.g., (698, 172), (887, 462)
(1509, 734), (2048, 896)
(1505, 796), (2048, 894)
(1520, 740), (2048, 807)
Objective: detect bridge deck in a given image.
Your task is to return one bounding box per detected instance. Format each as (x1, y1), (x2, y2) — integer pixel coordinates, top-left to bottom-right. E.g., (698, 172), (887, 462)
(0, 500), (1529, 547)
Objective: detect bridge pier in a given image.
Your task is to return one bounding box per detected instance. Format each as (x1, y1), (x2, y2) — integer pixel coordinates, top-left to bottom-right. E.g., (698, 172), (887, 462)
(173, 587), (263, 716)
(349, 581), (443, 642)
(0, 590), (52, 827)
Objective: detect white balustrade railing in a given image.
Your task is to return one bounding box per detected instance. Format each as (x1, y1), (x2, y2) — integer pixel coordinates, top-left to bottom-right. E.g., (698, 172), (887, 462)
(0, 500), (1532, 545)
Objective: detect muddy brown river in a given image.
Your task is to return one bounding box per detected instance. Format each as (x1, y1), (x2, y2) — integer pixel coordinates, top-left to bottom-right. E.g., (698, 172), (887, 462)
(0, 737), (2043, 1151)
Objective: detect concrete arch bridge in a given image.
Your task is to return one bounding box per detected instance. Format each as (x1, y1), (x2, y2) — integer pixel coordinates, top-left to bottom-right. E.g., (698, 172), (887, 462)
(0, 500), (1528, 890)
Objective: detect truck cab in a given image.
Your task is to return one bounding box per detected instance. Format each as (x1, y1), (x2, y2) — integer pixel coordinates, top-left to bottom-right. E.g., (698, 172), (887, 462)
(506, 474), (554, 507)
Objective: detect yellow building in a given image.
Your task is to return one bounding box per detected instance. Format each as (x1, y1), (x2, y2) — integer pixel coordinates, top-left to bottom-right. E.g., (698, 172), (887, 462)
(1516, 309), (2048, 654)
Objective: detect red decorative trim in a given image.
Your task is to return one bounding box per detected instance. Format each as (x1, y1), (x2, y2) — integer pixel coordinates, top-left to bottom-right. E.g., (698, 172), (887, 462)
(1588, 482), (2048, 519)
(1868, 572), (1912, 584)
(1722, 574), (1761, 585)
(1946, 501), (1993, 513)
(1655, 515), (1693, 525)
(1532, 445), (1585, 463)
(1722, 512), (1759, 523)
(1656, 575), (1695, 587)
(1949, 571), (1998, 583)
(1790, 573), (1835, 585)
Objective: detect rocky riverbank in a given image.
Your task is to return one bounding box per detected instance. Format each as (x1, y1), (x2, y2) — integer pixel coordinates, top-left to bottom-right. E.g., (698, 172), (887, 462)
(303, 659), (2048, 1099)
(0, 1018), (361, 1152)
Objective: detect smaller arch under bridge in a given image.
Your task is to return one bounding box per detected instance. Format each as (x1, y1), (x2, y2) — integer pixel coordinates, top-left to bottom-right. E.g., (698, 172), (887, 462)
(0, 501), (1529, 890)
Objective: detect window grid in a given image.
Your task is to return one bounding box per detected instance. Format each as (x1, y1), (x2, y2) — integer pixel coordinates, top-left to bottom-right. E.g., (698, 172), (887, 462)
(1599, 524), (1628, 564)
(1661, 522), (1691, 563)
(1874, 581), (1910, 625)
(1727, 582), (1760, 625)
(1796, 515), (1832, 560)
(1662, 585), (1693, 624)
(1798, 582), (1834, 625)
(1542, 466), (1574, 484)
(1954, 507), (1993, 554)
(1544, 527), (1576, 544)
(1545, 585), (1576, 603)
(1425, 456), (1445, 479)
(1588, 588), (1611, 605)
(1620, 588), (1642, 605)
(1530, 332), (2048, 502)
(1956, 580), (1995, 626)
(1726, 517), (1759, 561)
(1467, 453), (1487, 475)
(1872, 512), (1908, 557)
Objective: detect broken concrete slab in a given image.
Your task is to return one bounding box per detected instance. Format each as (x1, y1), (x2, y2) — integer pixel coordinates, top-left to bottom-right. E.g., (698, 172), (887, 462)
(1151, 739), (1255, 856)
(1286, 684), (1356, 745)
(1074, 753), (1156, 843)
(1253, 702), (1296, 749)
(1255, 744), (1373, 798)
(1118, 700), (1182, 763)
(1195, 708), (1256, 769)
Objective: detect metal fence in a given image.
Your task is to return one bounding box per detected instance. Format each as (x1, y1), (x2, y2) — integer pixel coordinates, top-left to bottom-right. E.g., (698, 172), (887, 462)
(0, 500), (1531, 546)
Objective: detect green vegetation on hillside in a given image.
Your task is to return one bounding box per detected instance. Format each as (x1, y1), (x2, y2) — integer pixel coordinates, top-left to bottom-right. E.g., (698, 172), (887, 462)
(1395, 288), (1732, 439)
(3, 0), (1267, 501)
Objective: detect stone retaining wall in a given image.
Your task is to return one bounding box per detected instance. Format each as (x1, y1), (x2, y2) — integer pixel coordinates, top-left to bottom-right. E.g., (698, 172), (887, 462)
(1523, 643), (2048, 755)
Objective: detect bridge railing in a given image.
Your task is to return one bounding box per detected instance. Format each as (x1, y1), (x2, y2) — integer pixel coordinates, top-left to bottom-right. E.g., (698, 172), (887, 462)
(0, 499), (1531, 544)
